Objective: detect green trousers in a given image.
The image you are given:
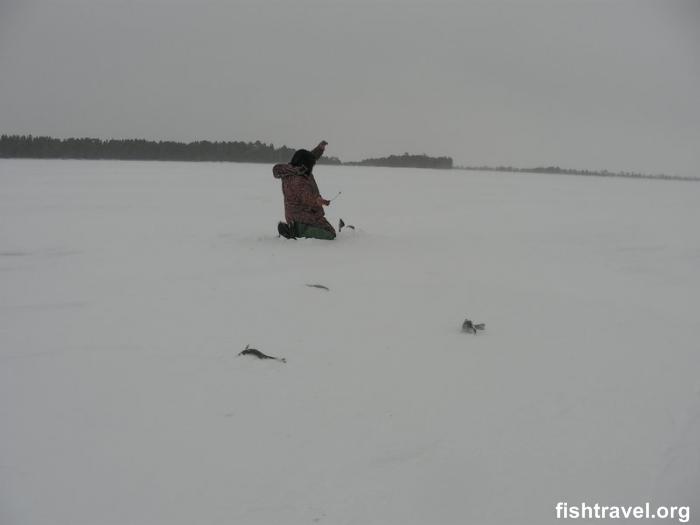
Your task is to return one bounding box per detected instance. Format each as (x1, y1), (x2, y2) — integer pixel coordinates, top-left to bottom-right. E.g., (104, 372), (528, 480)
(294, 222), (336, 240)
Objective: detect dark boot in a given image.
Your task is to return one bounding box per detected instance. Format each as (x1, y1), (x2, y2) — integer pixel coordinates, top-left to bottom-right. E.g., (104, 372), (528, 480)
(277, 222), (297, 239)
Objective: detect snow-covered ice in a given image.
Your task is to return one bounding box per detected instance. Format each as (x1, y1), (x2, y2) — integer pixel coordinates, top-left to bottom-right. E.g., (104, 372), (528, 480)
(1, 159), (699, 524)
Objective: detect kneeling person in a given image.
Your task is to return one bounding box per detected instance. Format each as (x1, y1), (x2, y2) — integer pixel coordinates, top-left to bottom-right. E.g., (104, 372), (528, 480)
(273, 141), (336, 240)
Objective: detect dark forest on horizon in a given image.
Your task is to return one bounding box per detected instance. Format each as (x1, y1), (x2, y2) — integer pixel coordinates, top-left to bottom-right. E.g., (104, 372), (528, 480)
(0, 135), (453, 170)
(0, 134), (342, 165)
(346, 153), (453, 169)
(1, 134), (695, 181)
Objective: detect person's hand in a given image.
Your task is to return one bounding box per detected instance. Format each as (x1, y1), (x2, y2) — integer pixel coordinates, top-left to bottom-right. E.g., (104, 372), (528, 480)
(318, 140), (328, 151)
(317, 196), (330, 207)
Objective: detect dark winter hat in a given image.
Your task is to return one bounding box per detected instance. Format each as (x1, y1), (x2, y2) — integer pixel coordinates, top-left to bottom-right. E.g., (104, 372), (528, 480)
(290, 149), (316, 174)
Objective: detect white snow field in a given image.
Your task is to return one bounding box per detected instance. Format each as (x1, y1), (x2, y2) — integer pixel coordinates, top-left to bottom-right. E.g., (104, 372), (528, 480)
(1, 159), (699, 525)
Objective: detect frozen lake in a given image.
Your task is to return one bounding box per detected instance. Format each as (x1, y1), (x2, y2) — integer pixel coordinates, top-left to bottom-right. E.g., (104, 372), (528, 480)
(1, 159), (699, 524)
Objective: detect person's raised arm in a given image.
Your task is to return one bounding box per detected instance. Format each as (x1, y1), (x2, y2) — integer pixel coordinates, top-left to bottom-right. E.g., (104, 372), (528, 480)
(310, 140), (328, 161)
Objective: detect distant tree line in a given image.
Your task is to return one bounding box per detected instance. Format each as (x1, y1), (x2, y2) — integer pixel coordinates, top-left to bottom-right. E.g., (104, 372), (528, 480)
(346, 153), (453, 169)
(0, 135), (453, 170)
(2, 134), (693, 180)
(455, 165), (697, 182)
(0, 135), (342, 165)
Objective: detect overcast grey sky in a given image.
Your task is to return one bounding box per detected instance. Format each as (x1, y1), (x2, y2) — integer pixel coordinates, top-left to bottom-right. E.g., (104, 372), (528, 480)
(1, 0), (698, 175)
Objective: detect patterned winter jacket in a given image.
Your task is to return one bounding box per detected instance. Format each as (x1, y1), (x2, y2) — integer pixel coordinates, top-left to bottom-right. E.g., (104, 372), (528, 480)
(272, 144), (335, 232)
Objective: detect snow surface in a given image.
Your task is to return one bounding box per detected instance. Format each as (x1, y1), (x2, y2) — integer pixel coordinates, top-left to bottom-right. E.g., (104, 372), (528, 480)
(1, 159), (699, 525)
